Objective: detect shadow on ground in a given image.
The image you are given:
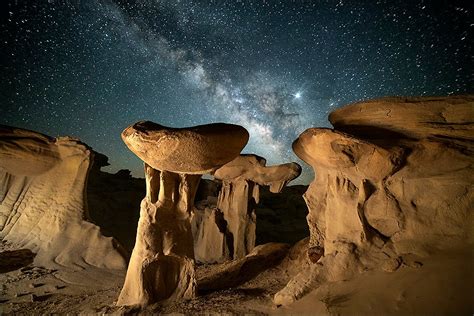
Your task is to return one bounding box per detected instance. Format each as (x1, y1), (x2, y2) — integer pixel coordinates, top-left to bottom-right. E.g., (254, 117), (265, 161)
(0, 249), (35, 273)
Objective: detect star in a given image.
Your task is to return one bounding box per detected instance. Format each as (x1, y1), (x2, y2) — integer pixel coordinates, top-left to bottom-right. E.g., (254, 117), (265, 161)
(1, 0), (471, 184)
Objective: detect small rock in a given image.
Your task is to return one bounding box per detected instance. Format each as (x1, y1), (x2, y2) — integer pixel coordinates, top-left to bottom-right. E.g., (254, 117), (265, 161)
(401, 254), (424, 268)
(307, 246), (324, 263)
(29, 283), (43, 289)
(20, 266), (32, 272)
(14, 292), (30, 297)
(55, 285), (66, 290)
(382, 257), (402, 272)
(408, 261), (423, 268)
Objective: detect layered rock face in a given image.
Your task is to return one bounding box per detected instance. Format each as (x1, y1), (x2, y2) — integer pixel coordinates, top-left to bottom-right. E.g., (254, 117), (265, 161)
(193, 155), (301, 263)
(329, 96), (473, 145)
(275, 96), (474, 305)
(0, 125), (127, 270)
(118, 121), (248, 306)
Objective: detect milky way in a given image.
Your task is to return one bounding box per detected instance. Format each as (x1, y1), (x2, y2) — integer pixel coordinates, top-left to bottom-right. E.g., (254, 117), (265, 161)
(2, 0), (472, 183)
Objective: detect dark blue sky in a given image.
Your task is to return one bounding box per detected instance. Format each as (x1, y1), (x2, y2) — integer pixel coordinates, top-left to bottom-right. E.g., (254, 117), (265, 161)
(2, 0), (472, 183)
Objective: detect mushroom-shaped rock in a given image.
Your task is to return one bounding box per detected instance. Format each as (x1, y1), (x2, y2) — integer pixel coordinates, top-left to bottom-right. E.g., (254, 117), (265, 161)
(291, 128), (402, 255)
(214, 154), (302, 193)
(292, 128), (402, 183)
(117, 121), (248, 307)
(192, 155), (301, 263)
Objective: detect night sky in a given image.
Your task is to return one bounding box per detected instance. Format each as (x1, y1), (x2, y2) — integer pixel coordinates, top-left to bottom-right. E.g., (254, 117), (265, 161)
(2, 0), (472, 183)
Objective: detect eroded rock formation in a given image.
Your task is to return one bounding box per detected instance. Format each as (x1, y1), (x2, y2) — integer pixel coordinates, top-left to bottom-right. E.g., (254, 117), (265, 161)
(117, 121), (248, 306)
(274, 96), (474, 305)
(0, 125), (127, 270)
(193, 155), (301, 263)
(198, 242), (290, 292)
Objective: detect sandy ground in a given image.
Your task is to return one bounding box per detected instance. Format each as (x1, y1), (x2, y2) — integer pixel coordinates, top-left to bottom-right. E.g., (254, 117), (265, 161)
(0, 239), (290, 315)
(1, 236), (472, 315)
(0, 174), (310, 315)
(274, 248), (473, 316)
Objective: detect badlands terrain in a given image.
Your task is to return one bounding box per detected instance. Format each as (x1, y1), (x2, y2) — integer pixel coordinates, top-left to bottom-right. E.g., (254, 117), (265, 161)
(0, 96), (472, 314)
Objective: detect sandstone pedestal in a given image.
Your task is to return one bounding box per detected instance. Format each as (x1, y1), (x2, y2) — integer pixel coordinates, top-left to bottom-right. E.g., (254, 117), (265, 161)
(117, 121), (248, 306)
(193, 155), (301, 263)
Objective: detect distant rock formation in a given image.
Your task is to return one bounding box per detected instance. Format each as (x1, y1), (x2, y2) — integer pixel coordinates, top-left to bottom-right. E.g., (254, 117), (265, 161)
(254, 185), (309, 246)
(192, 155), (301, 263)
(117, 121), (248, 306)
(0, 125), (127, 270)
(274, 96), (474, 305)
(87, 168), (144, 252)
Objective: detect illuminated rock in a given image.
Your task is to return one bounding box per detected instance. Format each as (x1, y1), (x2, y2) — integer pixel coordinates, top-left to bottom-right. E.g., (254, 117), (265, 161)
(117, 121), (248, 306)
(0, 125), (127, 270)
(275, 96), (474, 306)
(193, 155), (301, 263)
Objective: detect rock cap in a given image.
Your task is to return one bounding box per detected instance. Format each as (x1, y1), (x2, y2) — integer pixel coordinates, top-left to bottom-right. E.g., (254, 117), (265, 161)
(214, 154), (301, 192)
(293, 128), (400, 181)
(121, 121), (249, 174)
(329, 96), (474, 142)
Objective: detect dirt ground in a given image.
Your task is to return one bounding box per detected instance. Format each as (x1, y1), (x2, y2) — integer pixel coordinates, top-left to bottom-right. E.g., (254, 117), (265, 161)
(1, 239), (473, 315)
(0, 239), (293, 315)
(0, 176), (310, 315)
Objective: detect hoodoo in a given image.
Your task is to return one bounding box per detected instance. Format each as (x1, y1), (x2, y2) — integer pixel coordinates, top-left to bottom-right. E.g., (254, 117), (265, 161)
(193, 154), (301, 263)
(117, 121), (248, 306)
(274, 96), (474, 306)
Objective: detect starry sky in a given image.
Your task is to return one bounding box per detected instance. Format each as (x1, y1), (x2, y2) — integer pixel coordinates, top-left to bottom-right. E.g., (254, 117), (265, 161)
(2, 0), (472, 184)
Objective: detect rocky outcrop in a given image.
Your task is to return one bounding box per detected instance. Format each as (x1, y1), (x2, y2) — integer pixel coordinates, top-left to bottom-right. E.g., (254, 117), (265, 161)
(117, 121), (248, 307)
(192, 155), (301, 263)
(329, 96), (474, 145)
(0, 125), (127, 270)
(198, 242), (290, 292)
(274, 96), (474, 305)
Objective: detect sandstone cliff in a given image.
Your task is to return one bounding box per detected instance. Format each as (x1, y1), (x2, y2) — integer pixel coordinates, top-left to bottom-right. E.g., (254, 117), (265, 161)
(0, 125), (127, 270)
